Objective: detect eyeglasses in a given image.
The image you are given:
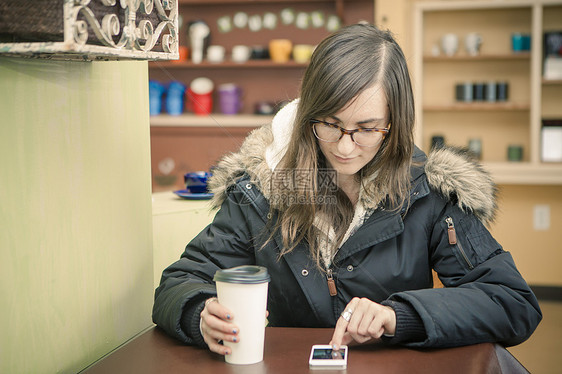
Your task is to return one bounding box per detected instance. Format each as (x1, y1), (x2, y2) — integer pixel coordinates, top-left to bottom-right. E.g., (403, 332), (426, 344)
(311, 119), (390, 148)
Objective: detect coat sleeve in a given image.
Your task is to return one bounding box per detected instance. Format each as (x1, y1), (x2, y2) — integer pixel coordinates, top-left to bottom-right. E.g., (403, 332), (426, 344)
(388, 203), (542, 348)
(152, 185), (258, 343)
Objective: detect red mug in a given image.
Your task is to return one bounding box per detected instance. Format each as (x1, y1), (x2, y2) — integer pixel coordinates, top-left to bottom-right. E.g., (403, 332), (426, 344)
(187, 77), (214, 115)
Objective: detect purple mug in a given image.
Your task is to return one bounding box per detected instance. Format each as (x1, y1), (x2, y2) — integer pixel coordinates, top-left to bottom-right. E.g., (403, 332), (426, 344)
(218, 84), (242, 115)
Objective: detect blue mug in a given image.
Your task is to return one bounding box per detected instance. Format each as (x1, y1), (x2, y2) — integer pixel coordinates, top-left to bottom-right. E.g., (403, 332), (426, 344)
(184, 171), (212, 194)
(166, 81), (186, 116)
(149, 80), (166, 115)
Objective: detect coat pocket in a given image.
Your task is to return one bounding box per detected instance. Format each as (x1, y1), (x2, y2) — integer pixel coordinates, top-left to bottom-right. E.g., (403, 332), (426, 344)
(458, 215), (503, 265)
(445, 216), (474, 270)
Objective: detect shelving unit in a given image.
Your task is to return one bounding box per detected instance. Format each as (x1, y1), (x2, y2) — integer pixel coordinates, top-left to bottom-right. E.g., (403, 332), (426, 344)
(150, 113), (273, 127)
(413, 0), (562, 185)
(423, 103), (531, 112)
(150, 60), (308, 69)
(149, 0), (374, 119)
(149, 0), (375, 190)
(423, 53), (531, 62)
(150, 2), (372, 119)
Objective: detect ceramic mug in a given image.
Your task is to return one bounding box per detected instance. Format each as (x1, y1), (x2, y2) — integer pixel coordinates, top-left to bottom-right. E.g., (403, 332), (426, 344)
(184, 171), (212, 194)
(172, 46), (188, 64)
(468, 138), (482, 160)
(292, 44), (314, 63)
(473, 82), (485, 101)
(269, 39), (293, 63)
(165, 81), (186, 115)
(149, 80), (166, 115)
(441, 33), (459, 56)
(465, 33), (482, 56)
(187, 77), (214, 115)
(485, 81), (497, 102)
(496, 81), (509, 102)
(512, 33), (524, 52)
(207, 45), (225, 63)
(232, 45), (251, 63)
(250, 46), (269, 60)
(507, 145), (523, 162)
(218, 83), (243, 115)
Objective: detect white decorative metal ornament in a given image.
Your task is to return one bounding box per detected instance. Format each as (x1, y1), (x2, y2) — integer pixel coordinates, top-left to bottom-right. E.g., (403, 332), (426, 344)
(0, 0), (179, 61)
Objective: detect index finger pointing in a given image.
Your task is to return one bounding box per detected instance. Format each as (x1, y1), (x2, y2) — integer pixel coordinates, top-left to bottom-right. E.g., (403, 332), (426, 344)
(330, 313), (350, 350)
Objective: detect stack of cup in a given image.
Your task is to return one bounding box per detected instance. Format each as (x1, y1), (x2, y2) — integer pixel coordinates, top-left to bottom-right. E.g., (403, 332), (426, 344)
(455, 81), (509, 102)
(214, 266), (270, 365)
(166, 81), (186, 115)
(149, 80), (166, 115)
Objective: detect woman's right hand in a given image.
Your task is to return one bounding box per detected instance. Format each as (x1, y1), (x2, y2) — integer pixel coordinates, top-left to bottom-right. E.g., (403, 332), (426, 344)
(200, 297), (239, 355)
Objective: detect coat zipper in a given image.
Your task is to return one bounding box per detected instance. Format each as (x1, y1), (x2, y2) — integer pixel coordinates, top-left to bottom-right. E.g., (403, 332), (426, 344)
(326, 268), (337, 296)
(445, 217), (474, 270)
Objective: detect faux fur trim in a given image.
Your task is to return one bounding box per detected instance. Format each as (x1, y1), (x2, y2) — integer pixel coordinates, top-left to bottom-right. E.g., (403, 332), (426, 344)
(207, 124), (274, 210)
(207, 113), (498, 224)
(425, 147), (497, 224)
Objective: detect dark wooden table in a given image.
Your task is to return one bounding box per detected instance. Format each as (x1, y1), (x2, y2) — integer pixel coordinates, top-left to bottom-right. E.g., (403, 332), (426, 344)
(81, 327), (528, 373)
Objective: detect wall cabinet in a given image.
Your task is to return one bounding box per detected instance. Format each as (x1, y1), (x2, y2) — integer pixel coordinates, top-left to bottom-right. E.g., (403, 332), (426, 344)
(149, 0), (374, 122)
(149, 0), (374, 191)
(413, 0), (562, 185)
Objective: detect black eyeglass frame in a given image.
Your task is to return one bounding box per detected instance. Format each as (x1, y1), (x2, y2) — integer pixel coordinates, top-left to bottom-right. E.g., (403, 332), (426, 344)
(310, 119), (391, 147)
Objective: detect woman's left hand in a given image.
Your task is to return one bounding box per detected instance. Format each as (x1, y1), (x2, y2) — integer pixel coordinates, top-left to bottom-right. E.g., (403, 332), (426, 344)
(329, 297), (396, 349)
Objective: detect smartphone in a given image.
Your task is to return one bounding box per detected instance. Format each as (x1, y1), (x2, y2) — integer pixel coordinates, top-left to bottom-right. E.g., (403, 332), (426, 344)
(308, 344), (348, 369)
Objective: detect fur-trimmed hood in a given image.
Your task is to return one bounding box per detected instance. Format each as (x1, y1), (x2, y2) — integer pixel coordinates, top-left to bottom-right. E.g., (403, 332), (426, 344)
(208, 100), (497, 225)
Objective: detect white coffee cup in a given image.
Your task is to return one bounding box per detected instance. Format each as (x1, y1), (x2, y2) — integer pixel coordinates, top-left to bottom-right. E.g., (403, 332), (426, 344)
(441, 33), (459, 56)
(207, 45), (225, 63)
(214, 266), (270, 365)
(465, 33), (482, 56)
(232, 45), (251, 63)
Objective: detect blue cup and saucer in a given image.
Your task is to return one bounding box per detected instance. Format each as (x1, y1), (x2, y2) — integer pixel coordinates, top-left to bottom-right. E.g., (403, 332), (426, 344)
(174, 171), (214, 200)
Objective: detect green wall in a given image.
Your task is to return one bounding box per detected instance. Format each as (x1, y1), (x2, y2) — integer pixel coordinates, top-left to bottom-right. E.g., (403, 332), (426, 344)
(0, 57), (154, 373)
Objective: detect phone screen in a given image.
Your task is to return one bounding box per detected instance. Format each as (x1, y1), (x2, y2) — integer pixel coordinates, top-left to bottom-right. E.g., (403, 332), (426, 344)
(312, 348), (346, 360)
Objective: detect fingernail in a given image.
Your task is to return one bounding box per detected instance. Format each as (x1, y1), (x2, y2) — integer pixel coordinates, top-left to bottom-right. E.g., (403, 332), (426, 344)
(226, 314), (231, 320)
(232, 328), (238, 334)
(232, 337), (237, 342)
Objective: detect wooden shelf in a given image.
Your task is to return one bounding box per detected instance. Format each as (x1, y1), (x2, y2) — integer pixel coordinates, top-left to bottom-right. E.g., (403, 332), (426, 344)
(542, 79), (562, 85)
(150, 114), (273, 127)
(423, 102), (530, 111)
(179, 0), (343, 3)
(149, 60), (308, 69)
(423, 53), (531, 62)
(484, 162), (562, 185)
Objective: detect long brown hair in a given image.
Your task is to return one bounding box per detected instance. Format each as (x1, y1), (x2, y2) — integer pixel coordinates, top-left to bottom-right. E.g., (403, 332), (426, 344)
(270, 24), (415, 268)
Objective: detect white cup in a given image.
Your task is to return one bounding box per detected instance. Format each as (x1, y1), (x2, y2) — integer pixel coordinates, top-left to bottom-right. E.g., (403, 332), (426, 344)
(214, 266), (270, 365)
(441, 33), (459, 56)
(232, 45), (251, 63)
(207, 45), (225, 63)
(465, 33), (482, 56)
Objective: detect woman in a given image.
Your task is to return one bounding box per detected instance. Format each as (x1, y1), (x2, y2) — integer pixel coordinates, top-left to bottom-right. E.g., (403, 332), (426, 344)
(152, 24), (541, 355)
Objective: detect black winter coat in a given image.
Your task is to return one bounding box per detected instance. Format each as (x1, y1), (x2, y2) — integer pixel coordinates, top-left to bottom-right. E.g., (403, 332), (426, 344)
(152, 121), (541, 349)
